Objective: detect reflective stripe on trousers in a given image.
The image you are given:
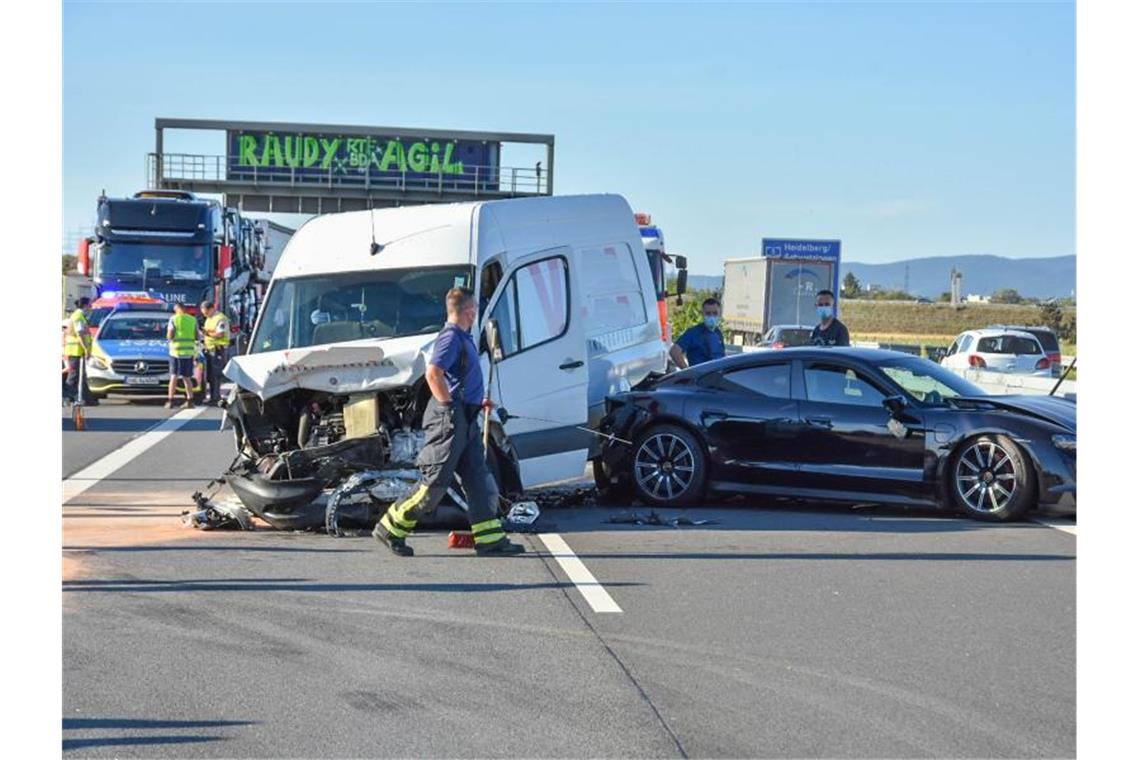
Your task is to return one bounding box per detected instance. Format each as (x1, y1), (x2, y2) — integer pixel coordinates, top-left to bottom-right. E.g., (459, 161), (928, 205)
(379, 398), (501, 541)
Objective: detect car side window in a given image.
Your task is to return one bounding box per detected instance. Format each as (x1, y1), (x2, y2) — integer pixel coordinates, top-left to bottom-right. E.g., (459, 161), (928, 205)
(947, 338), (960, 355)
(959, 335), (974, 353)
(718, 364), (792, 399)
(804, 363), (887, 408)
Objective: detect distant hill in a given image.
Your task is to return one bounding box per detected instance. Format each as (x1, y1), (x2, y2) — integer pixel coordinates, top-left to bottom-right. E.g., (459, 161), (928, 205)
(842, 255), (1074, 299)
(686, 255), (1074, 300)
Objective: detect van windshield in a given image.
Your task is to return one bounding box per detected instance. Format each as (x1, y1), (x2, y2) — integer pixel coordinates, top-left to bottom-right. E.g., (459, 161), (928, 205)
(250, 266), (473, 353)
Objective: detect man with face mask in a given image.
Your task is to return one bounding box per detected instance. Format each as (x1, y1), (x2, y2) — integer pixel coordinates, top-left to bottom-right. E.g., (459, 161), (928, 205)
(810, 289), (850, 347)
(372, 287), (525, 558)
(669, 297), (726, 369)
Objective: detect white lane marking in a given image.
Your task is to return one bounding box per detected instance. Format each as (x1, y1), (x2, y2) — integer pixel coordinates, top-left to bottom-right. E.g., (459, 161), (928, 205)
(538, 533), (623, 614)
(62, 407), (208, 503)
(1031, 517), (1077, 536)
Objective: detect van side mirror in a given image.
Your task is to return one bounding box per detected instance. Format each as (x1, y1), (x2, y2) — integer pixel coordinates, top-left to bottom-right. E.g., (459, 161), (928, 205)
(482, 318), (503, 361)
(883, 395), (907, 416)
(675, 269), (689, 298)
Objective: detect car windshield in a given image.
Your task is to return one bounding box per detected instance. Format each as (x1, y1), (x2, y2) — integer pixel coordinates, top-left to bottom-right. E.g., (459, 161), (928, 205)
(251, 266), (473, 353)
(98, 243), (210, 281)
(977, 335), (1041, 355)
(99, 316), (168, 341)
(878, 357), (984, 404)
(88, 307), (112, 328)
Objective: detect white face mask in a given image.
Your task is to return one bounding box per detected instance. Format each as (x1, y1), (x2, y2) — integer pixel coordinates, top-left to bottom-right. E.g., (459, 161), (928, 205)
(273, 310), (286, 328)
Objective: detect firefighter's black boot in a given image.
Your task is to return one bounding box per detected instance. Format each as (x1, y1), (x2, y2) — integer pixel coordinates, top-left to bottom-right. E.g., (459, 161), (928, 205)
(372, 522), (414, 557)
(474, 536), (526, 556)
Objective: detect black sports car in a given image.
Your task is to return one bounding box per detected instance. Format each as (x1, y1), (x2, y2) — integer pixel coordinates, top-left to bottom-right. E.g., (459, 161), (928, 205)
(593, 348), (1075, 522)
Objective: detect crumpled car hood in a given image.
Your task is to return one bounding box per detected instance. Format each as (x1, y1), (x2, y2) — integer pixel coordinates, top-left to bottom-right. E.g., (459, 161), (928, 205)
(224, 333), (437, 400)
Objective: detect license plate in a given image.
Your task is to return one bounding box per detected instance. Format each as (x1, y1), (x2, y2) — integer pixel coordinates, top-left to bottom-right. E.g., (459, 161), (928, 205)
(125, 376), (162, 385)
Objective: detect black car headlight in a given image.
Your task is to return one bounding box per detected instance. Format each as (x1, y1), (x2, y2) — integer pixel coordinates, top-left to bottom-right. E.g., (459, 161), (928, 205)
(1052, 434), (1076, 452)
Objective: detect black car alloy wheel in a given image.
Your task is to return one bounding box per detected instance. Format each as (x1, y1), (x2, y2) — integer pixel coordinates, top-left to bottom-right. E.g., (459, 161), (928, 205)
(631, 424), (706, 507)
(950, 434), (1033, 522)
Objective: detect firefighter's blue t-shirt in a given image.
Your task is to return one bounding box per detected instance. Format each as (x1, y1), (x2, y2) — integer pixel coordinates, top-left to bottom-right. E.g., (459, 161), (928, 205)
(430, 323), (483, 405)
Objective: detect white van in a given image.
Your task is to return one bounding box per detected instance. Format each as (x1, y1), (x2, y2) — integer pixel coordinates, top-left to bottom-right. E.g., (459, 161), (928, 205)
(223, 194), (665, 525)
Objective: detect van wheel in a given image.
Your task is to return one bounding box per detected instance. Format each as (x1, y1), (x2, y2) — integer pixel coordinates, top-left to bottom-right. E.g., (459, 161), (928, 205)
(630, 424), (706, 507)
(593, 459), (632, 504)
(948, 435), (1034, 522)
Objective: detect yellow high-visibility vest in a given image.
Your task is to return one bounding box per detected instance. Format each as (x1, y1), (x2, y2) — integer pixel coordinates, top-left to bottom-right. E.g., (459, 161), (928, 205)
(204, 313), (231, 350)
(168, 312), (198, 358)
(64, 309), (89, 358)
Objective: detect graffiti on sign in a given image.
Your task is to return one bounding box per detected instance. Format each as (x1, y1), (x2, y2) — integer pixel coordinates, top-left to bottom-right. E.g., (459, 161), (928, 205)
(227, 131), (498, 188)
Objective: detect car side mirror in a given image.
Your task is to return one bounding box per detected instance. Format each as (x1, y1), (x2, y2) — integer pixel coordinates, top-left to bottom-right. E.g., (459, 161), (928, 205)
(883, 395), (907, 416)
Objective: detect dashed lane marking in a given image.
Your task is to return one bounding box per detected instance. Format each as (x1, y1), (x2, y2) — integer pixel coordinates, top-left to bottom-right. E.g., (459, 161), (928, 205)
(538, 533), (623, 614)
(62, 407), (209, 503)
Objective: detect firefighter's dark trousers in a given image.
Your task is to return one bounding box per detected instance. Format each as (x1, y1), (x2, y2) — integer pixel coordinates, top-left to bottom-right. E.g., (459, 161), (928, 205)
(379, 398), (506, 545)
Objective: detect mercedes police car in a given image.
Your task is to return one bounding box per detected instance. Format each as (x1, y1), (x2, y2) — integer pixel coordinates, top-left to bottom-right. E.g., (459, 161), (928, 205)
(86, 304), (203, 400)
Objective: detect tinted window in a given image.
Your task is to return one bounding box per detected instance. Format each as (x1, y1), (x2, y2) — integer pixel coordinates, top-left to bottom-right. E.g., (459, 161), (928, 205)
(778, 328), (813, 347)
(947, 339), (960, 356)
(960, 335), (974, 352)
(977, 335), (1041, 355)
(99, 316), (168, 340)
(1028, 329), (1060, 352)
(719, 364), (792, 398)
(805, 364), (887, 408)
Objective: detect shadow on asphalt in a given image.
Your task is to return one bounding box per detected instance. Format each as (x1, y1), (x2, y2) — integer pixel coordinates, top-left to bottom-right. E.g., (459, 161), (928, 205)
(62, 578), (644, 594)
(565, 551), (1074, 562)
(64, 718), (255, 730)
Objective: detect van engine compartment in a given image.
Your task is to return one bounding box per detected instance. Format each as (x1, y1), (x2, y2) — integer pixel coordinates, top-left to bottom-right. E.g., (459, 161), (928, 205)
(223, 379), (522, 532)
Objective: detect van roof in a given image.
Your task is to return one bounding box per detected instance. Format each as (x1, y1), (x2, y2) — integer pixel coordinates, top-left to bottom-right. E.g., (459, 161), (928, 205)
(273, 194), (636, 279)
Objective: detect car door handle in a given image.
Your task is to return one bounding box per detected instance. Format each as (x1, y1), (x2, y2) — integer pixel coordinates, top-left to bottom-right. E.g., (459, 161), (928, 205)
(805, 416), (833, 429)
(701, 409), (728, 421)
(559, 359), (584, 370)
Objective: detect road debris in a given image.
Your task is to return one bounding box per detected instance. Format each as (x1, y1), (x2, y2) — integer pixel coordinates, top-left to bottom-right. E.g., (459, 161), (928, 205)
(606, 510), (719, 528)
(182, 492), (256, 531)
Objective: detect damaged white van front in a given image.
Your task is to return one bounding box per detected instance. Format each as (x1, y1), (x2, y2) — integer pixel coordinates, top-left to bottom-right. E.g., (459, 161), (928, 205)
(222, 194), (665, 531)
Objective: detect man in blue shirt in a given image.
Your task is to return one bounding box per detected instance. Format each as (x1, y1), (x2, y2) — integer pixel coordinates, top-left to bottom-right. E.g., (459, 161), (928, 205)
(669, 297), (726, 369)
(373, 287), (524, 557)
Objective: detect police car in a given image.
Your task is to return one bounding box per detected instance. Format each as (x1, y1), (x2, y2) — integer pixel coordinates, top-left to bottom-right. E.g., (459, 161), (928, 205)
(85, 304), (204, 400)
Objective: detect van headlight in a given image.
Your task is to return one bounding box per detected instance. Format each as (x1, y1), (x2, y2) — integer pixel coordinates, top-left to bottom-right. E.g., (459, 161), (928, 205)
(1052, 434), (1076, 451)
(88, 356), (109, 371)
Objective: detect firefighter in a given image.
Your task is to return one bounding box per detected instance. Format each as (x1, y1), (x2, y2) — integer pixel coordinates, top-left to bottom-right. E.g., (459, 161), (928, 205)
(373, 287), (525, 557)
(166, 301), (200, 409)
(63, 297), (98, 406)
(200, 300), (230, 406)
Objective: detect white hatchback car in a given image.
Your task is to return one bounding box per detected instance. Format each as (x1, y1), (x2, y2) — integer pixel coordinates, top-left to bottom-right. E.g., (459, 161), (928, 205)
(941, 328), (1052, 376)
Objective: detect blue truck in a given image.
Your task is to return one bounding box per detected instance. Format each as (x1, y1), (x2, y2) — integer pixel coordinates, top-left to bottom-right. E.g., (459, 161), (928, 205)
(76, 190), (280, 344)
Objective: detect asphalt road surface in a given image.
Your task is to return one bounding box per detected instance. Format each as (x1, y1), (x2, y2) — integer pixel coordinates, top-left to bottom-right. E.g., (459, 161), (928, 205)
(62, 399), (1076, 758)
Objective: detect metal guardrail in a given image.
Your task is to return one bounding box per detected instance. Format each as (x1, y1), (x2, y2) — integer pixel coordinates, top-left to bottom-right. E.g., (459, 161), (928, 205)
(147, 153), (550, 196)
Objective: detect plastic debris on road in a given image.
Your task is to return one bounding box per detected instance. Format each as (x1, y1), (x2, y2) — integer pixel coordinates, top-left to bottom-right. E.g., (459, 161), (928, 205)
(606, 510), (719, 528)
(182, 492), (256, 531)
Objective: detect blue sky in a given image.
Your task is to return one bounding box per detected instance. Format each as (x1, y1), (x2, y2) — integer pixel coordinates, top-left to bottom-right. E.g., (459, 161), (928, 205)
(63, 1), (1074, 274)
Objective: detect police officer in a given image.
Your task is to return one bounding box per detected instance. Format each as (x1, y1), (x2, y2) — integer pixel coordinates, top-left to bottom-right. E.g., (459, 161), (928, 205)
(373, 287), (525, 557)
(200, 300), (229, 406)
(166, 301), (200, 409)
(63, 297), (98, 406)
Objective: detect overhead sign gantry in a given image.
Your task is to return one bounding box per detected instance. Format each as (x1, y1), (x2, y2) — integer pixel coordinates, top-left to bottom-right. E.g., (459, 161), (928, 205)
(150, 118), (554, 213)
